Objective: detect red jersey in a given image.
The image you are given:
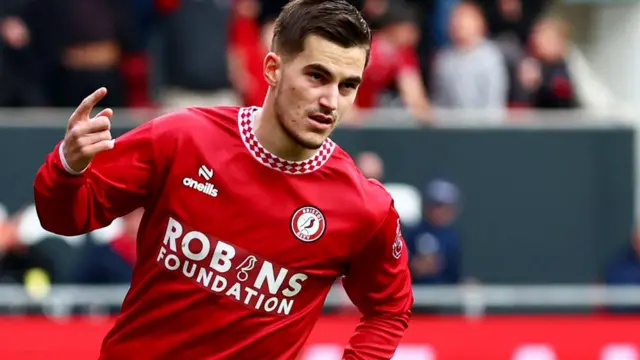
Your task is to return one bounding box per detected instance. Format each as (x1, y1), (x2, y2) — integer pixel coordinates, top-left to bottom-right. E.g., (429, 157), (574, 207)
(356, 36), (421, 108)
(33, 106), (413, 359)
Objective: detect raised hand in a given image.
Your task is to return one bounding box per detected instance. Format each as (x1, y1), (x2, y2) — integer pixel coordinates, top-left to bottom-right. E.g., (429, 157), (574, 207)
(62, 88), (115, 173)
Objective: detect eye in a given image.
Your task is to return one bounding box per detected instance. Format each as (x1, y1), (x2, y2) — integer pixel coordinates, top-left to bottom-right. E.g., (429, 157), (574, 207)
(306, 72), (321, 80)
(342, 82), (358, 89)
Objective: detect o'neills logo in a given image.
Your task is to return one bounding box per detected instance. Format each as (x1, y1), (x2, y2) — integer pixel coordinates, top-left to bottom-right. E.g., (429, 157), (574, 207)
(182, 177), (218, 197)
(156, 217), (308, 315)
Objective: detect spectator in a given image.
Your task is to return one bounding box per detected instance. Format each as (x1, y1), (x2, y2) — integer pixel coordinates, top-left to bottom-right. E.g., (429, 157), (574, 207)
(227, 0), (274, 108)
(355, 151), (385, 181)
(0, 204), (84, 285)
(514, 17), (578, 108)
(483, 0), (548, 46)
(0, 1), (48, 106)
(603, 224), (640, 313)
(406, 179), (462, 285)
(73, 208), (144, 284)
(14, 0), (144, 108)
(353, 1), (430, 121)
(430, 1), (508, 109)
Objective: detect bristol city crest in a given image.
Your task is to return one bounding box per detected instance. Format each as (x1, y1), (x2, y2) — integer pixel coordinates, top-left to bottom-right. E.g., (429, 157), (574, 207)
(290, 206), (326, 242)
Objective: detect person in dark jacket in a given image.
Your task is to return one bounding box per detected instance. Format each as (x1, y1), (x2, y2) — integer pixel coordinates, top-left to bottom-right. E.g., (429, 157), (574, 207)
(604, 226), (640, 313)
(74, 208), (143, 284)
(405, 179), (462, 285)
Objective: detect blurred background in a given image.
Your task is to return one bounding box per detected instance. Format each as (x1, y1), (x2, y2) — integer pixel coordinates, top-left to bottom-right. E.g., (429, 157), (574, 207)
(1, 0), (640, 359)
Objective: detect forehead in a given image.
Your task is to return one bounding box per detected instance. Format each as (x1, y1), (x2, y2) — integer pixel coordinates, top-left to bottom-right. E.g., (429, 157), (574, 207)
(453, 5), (482, 19)
(291, 35), (367, 79)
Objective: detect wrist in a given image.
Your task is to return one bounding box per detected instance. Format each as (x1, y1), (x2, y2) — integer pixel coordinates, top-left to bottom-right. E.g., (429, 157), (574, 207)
(59, 142), (88, 175)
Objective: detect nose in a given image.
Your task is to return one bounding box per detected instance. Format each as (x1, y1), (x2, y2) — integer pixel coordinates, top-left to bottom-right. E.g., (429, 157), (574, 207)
(318, 85), (339, 112)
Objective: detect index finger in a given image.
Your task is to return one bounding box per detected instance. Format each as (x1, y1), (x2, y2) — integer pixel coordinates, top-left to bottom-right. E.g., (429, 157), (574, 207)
(69, 87), (108, 125)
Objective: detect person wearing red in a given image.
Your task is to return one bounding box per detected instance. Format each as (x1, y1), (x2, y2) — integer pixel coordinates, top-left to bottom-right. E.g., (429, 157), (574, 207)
(33, 1), (413, 359)
(227, 2), (275, 108)
(354, 3), (430, 120)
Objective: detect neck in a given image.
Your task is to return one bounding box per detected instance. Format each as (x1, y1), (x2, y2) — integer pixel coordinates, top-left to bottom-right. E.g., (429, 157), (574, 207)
(253, 92), (318, 161)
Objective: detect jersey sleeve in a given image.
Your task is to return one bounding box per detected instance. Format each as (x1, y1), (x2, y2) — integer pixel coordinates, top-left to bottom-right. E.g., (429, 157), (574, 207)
(33, 113), (177, 236)
(341, 202), (414, 359)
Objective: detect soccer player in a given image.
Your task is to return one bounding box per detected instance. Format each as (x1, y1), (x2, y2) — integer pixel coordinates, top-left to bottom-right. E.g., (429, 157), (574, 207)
(33, 0), (413, 359)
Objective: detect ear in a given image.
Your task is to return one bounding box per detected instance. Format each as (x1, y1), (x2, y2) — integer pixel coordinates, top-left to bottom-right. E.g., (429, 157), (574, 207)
(263, 52), (281, 86)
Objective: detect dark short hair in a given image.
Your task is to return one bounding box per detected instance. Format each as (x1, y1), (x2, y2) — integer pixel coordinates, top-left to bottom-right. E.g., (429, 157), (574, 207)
(272, 0), (372, 66)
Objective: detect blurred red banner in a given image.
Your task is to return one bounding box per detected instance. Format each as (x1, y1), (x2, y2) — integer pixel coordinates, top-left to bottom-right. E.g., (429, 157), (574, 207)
(2, 315), (640, 359)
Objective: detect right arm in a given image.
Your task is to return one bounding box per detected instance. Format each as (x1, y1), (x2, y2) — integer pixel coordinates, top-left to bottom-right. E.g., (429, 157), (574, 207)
(33, 89), (174, 236)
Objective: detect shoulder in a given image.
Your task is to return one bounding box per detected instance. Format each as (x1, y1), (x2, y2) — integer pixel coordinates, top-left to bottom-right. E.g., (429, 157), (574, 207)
(481, 41), (505, 59)
(148, 105), (242, 138)
(326, 146), (394, 226)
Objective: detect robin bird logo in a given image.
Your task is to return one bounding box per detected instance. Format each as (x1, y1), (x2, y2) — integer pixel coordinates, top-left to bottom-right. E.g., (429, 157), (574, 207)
(300, 218), (315, 234)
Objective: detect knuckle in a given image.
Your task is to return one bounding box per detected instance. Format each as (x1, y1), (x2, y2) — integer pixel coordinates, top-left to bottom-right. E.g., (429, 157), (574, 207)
(79, 146), (92, 157)
(93, 116), (109, 129)
(69, 126), (82, 139)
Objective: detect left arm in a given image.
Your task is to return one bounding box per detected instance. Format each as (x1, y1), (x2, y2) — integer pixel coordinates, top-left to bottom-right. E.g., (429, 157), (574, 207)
(342, 204), (414, 359)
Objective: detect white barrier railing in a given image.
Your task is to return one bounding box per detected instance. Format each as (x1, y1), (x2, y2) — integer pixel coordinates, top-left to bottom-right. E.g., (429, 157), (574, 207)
(1, 284), (640, 316)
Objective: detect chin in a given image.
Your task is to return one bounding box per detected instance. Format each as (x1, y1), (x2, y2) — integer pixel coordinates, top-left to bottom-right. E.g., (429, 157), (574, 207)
(293, 132), (326, 150)
(297, 136), (325, 150)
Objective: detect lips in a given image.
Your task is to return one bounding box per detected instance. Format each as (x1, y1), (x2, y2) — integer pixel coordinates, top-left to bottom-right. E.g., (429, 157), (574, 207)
(308, 114), (333, 125)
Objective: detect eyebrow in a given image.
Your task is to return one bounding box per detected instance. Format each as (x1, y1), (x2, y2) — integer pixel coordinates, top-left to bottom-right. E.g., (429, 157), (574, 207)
(305, 63), (362, 85)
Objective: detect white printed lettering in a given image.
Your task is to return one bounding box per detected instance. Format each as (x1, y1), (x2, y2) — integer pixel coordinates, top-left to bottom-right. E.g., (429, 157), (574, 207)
(163, 217), (183, 251)
(263, 297), (279, 312)
(182, 231), (210, 261)
(211, 275), (227, 292)
(196, 267), (213, 287)
(254, 261), (288, 295)
(165, 254), (180, 271)
(283, 273), (308, 297)
(210, 241), (236, 272)
(244, 287), (258, 304)
(226, 283), (242, 301)
(182, 260), (196, 278)
(157, 246), (167, 262)
(155, 218), (310, 316)
(277, 299), (293, 315)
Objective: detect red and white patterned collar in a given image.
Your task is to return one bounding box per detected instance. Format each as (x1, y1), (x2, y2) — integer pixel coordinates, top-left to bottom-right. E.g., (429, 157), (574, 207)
(237, 106), (336, 175)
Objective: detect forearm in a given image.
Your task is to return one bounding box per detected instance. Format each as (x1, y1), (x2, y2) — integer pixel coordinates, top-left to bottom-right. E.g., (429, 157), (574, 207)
(343, 311), (411, 359)
(33, 142), (115, 235)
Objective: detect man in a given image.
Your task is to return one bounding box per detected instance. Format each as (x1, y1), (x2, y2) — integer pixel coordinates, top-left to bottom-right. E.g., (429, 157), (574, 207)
(354, 2), (430, 120)
(33, 1), (413, 359)
(406, 179), (462, 285)
(430, 1), (508, 109)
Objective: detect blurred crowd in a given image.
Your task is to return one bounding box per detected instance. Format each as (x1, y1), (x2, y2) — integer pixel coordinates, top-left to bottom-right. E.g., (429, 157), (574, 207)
(0, 0), (578, 115)
(2, 150), (640, 308)
(1, 0), (632, 307)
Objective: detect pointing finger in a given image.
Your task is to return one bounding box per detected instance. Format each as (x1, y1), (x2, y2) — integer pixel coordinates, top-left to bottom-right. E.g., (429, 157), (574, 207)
(69, 88), (108, 126)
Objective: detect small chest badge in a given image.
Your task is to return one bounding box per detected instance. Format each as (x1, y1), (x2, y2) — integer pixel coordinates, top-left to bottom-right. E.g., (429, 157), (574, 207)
(290, 206), (326, 243)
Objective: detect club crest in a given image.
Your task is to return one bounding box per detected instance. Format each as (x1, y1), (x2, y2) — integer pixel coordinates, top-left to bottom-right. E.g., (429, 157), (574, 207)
(290, 206), (326, 242)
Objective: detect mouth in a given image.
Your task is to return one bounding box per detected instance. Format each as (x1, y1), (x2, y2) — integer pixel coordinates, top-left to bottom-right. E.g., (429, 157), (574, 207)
(308, 114), (334, 126)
